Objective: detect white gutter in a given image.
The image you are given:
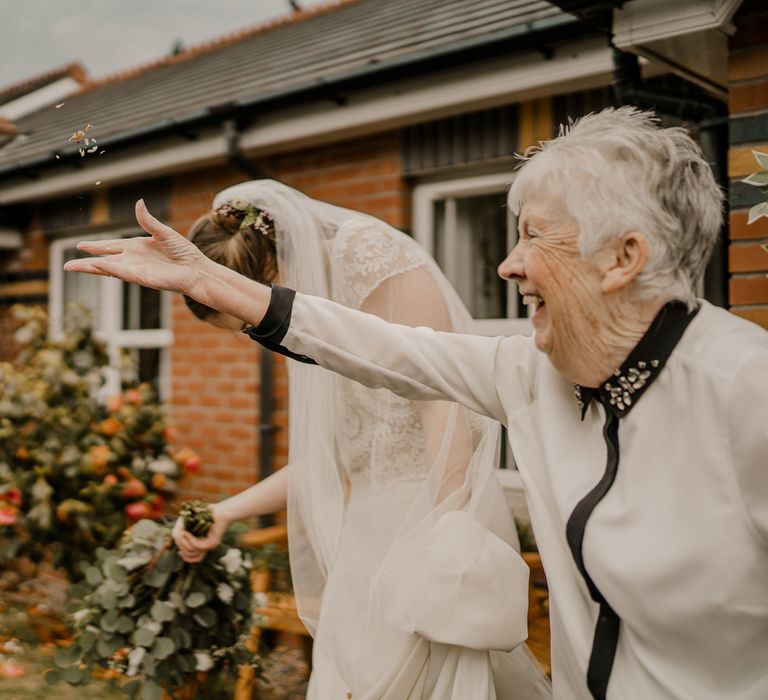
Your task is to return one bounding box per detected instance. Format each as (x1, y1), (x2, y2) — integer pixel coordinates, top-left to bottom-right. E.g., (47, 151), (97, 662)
(613, 0), (743, 96)
(0, 39), (644, 206)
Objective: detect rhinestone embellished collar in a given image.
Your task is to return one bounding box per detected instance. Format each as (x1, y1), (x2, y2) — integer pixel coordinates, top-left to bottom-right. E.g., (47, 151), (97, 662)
(574, 300), (700, 420)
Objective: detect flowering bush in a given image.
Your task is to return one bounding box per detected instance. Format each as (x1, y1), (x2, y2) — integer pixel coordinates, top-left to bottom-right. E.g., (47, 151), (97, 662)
(0, 304), (199, 579)
(48, 505), (259, 699)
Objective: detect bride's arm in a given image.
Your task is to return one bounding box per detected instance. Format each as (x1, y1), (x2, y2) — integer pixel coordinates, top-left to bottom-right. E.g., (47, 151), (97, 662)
(173, 465), (290, 562)
(212, 464), (289, 523)
(361, 266), (482, 505)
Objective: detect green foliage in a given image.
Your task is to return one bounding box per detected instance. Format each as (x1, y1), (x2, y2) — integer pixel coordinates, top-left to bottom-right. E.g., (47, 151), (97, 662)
(0, 304), (196, 579)
(58, 511), (260, 697)
(743, 150), (768, 226)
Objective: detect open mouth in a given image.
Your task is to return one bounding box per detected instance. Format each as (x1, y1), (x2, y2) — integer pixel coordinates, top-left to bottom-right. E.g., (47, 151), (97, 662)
(522, 294), (545, 309)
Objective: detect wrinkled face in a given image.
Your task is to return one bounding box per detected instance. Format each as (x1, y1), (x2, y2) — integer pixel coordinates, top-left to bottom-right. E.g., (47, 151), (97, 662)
(498, 194), (607, 373)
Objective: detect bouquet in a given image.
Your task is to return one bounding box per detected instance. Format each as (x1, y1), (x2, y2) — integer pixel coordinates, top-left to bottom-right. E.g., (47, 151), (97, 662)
(48, 501), (259, 699)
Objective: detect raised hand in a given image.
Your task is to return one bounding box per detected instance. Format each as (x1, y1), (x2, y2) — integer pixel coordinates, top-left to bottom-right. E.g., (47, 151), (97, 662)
(63, 200), (208, 297)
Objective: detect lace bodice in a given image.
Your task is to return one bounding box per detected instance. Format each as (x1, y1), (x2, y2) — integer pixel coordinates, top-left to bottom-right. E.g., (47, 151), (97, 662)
(330, 219), (429, 484)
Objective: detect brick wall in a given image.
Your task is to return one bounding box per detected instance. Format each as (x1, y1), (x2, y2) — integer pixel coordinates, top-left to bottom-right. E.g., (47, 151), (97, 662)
(728, 0), (768, 328)
(168, 130), (406, 502)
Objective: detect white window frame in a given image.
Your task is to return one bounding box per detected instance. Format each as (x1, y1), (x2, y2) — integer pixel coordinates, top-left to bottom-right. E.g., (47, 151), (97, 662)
(414, 172), (533, 485)
(49, 230), (173, 399)
(413, 171), (532, 337)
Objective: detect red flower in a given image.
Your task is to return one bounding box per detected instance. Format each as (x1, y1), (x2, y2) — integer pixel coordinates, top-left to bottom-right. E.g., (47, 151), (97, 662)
(148, 494), (165, 519)
(103, 474), (118, 486)
(1, 488), (22, 506)
(125, 501), (153, 521)
(121, 479), (147, 500)
(0, 506), (18, 526)
(183, 455), (202, 474)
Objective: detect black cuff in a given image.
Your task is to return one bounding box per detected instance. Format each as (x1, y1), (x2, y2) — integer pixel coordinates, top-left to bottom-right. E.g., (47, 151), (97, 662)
(242, 286), (317, 365)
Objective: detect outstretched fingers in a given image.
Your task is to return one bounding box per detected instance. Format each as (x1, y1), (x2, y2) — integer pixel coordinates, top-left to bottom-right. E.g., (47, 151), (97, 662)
(75, 238), (126, 255)
(63, 257), (121, 277)
(135, 199), (181, 241)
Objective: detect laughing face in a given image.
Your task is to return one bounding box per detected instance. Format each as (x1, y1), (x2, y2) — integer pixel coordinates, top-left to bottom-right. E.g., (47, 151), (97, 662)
(498, 195), (610, 378)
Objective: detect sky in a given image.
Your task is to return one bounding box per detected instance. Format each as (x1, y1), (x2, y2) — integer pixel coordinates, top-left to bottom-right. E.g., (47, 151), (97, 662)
(0, 0), (326, 90)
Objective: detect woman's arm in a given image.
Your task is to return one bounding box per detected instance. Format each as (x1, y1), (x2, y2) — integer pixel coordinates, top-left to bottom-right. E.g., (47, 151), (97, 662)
(64, 200), (273, 328)
(65, 201), (531, 423)
(174, 466), (290, 562)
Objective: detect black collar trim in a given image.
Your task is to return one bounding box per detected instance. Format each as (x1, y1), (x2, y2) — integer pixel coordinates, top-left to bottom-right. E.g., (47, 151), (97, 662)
(575, 300), (700, 420)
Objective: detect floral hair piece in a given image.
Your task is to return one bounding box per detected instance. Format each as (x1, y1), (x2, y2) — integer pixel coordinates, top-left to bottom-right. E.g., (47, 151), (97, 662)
(218, 197), (275, 236)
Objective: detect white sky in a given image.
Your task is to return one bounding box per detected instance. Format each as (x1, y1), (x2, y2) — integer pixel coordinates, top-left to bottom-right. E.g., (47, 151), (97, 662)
(0, 0), (327, 89)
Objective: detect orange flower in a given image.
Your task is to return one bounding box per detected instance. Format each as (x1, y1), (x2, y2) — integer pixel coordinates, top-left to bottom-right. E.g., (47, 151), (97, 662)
(98, 417), (123, 436)
(107, 394), (124, 412)
(15, 447), (29, 460)
(103, 474), (118, 486)
(151, 473), (168, 491)
(117, 466), (133, 481)
(88, 444), (111, 473)
(125, 389), (143, 405)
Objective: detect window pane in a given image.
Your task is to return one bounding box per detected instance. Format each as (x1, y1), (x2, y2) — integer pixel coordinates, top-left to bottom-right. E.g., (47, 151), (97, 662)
(62, 248), (102, 326)
(457, 193), (508, 319)
(123, 347), (162, 394)
(122, 283), (162, 330)
(432, 192), (516, 319)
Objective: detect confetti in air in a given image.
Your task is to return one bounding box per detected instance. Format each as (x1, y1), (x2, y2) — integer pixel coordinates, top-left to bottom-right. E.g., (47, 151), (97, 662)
(55, 103), (65, 109)
(94, 181), (102, 186)
(66, 124), (104, 159)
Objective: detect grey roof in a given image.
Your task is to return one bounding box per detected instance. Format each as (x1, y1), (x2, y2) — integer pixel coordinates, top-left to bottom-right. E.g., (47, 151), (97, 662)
(0, 63), (87, 108)
(0, 0), (575, 174)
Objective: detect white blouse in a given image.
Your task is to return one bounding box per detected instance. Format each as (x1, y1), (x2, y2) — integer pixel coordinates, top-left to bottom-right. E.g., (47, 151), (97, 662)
(246, 289), (768, 700)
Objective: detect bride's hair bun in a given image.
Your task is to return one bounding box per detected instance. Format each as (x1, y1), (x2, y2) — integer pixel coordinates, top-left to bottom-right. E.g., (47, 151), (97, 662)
(213, 198), (275, 239)
(212, 202), (247, 236)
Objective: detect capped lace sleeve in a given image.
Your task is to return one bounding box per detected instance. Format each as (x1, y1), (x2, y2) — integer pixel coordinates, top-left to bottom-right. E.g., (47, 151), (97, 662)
(330, 217), (427, 310)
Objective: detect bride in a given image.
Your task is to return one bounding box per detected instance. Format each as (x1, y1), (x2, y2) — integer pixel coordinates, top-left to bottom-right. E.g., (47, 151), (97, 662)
(153, 180), (548, 699)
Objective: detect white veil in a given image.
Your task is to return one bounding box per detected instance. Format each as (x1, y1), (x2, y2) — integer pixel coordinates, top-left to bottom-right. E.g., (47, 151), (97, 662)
(212, 180), (550, 698)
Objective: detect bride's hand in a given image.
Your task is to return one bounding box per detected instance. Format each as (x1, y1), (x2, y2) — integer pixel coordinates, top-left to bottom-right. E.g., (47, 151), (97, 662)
(172, 504), (230, 563)
(63, 199), (208, 298)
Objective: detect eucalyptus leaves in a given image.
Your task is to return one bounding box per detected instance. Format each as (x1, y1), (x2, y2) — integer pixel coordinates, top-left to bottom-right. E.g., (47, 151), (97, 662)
(47, 506), (259, 699)
(743, 150), (768, 225)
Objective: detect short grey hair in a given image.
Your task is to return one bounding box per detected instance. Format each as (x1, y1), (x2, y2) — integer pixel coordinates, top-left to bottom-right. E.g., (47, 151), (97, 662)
(507, 106), (724, 303)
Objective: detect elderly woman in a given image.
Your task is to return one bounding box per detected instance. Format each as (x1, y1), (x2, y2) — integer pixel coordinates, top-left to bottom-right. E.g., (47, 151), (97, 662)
(66, 107), (768, 700)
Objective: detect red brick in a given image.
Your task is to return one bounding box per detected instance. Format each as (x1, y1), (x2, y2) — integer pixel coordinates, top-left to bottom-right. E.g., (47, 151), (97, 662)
(729, 210), (768, 240)
(731, 306), (768, 329)
(729, 243), (768, 272)
(729, 79), (768, 113)
(729, 276), (768, 304)
(729, 47), (768, 82)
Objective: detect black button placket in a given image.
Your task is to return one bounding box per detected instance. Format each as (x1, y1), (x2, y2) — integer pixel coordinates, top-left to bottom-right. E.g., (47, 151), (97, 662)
(565, 406), (621, 700)
(565, 300), (699, 700)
